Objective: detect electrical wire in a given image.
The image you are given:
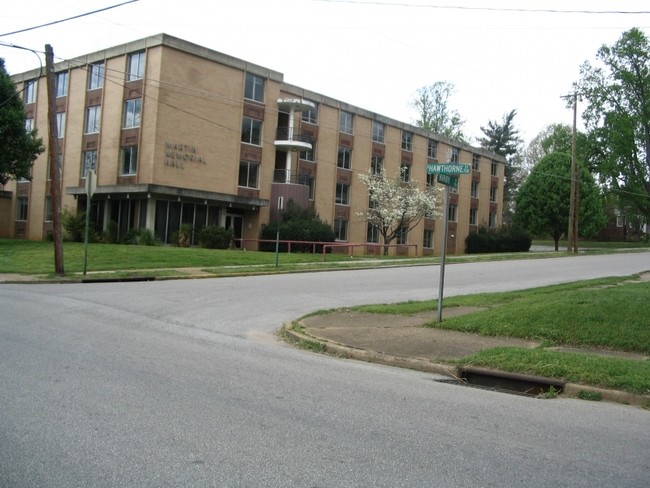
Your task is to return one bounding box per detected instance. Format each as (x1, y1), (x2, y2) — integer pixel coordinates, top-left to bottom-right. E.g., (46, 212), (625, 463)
(0, 0), (141, 37)
(315, 0), (650, 15)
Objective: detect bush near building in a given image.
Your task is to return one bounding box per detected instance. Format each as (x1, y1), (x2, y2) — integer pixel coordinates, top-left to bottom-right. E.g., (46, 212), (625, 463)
(259, 200), (336, 252)
(198, 226), (234, 249)
(465, 225), (531, 254)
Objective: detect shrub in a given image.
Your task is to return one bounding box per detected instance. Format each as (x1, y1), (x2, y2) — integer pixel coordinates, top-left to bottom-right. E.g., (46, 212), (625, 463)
(198, 225), (233, 249)
(122, 228), (159, 246)
(173, 223), (193, 247)
(259, 200), (336, 252)
(465, 226), (497, 253)
(465, 225), (531, 254)
(62, 207), (87, 242)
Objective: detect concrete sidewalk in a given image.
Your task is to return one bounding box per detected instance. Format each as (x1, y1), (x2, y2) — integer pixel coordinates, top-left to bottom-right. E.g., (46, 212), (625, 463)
(284, 308), (650, 406)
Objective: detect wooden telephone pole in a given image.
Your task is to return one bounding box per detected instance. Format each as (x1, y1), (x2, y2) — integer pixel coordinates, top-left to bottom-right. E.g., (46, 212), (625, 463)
(45, 44), (65, 276)
(567, 92), (579, 254)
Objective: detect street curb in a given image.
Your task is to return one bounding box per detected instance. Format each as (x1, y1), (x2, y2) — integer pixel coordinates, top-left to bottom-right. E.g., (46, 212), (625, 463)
(281, 323), (650, 408)
(281, 324), (458, 378)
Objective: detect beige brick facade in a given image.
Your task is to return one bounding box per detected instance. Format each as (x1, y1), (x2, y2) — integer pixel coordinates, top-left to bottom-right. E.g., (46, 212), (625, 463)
(4, 34), (505, 255)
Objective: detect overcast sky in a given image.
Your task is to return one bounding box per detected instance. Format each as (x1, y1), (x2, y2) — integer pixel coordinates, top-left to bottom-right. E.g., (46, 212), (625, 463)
(2, 0), (649, 146)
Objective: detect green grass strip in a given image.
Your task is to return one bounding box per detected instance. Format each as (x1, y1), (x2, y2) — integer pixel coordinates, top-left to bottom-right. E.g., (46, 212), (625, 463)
(458, 347), (650, 396)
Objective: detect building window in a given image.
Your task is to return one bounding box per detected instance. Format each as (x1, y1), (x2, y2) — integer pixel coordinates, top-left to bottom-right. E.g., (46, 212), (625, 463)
(307, 177), (316, 200)
(490, 186), (497, 202)
(241, 116), (262, 145)
(16, 196), (28, 221)
(451, 147), (460, 163)
(491, 161), (499, 176)
(123, 98), (142, 128)
(244, 73), (265, 103)
(616, 215), (625, 228)
(402, 131), (413, 151)
(423, 229), (434, 249)
(334, 219), (348, 241)
(85, 106), (101, 134)
(335, 182), (350, 205)
(370, 155), (383, 175)
(55, 71), (69, 98)
(469, 208), (478, 226)
(238, 161), (259, 188)
(56, 112), (66, 138)
(45, 196), (53, 222)
(397, 226), (408, 245)
(367, 223), (380, 244)
(372, 121), (384, 143)
(471, 180), (479, 198)
(472, 153), (481, 171)
(88, 62), (105, 90)
(448, 204), (457, 222)
(400, 164), (411, 182)
(426, 173), (435, 188)
(302, 101), (318, 124)
(299, 141), (316, 162)
(82, 150), (98, 177)
(428, 139), (438, 160)
(127, 51), (145, 81)
(121, 145), (138, 175)
(24, 80), (37, 104)
(337, 147), (352, 169)
(340, 111), (354, 134)
(25, 118), (34, 131)
(489, 212), (497, 228)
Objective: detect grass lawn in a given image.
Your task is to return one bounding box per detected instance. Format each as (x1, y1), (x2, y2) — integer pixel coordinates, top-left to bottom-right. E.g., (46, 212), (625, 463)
(0, 239), (417, 276)
(353, 275), (650, 396)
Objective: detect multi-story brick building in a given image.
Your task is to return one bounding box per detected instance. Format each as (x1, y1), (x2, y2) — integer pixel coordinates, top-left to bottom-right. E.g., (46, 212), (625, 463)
(3, 34), (505, 255)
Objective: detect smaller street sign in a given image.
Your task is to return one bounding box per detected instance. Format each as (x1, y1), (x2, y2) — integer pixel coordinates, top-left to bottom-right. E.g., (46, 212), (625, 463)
(437, 173), (458, 188)
(427, 163), (472, 175)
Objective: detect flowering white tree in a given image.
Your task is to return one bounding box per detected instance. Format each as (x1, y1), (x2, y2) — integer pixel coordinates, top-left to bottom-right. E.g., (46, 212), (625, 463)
(357, 168), (442, 254)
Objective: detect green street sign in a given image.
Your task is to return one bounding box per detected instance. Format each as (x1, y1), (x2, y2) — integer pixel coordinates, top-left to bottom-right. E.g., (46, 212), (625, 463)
(427, 163), (472, 175)
(437, 173), (458, 188)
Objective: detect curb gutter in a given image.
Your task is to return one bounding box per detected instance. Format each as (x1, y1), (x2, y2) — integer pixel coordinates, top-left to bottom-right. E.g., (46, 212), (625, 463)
(281, 323), (650, 408)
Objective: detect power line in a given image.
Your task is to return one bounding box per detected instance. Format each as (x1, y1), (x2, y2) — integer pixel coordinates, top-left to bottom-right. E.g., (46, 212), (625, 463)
(315, 0), (650, 15)
(0, 0), (141, 37)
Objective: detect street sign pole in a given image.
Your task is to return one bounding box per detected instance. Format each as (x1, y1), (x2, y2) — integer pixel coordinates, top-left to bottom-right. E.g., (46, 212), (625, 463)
(437, 184), (450, 322)
(427, 162), (469, 322)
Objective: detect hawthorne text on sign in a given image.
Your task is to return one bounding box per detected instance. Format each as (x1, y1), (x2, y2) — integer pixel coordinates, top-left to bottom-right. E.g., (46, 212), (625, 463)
(427, 163), (472, 175)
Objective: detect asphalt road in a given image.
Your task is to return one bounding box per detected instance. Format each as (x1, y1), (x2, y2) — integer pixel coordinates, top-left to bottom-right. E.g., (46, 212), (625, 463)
(1, 252), (649, 487)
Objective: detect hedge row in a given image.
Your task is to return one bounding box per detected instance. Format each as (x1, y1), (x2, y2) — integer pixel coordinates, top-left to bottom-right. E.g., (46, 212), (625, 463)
(465, 226), (531, 254)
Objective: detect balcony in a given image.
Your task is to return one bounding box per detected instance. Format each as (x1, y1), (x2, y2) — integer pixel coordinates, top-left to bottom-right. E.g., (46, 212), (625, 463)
(274, 127), (313, 152)
(273, 169), (311, 185)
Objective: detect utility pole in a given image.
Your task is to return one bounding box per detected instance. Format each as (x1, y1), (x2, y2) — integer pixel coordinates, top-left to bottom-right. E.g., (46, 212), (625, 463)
(45, 44), (65, 276)
(567, 92), (579, 254)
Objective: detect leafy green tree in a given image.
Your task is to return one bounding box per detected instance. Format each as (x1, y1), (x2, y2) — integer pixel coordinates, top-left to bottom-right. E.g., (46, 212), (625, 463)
(478, 109), (523, 218)
(515, 152), (606, 250)
(522, 123), (589, 177)
(0, 58), (44, 185)
(410, 81), (465, 141)
(576, 27), (650, 230)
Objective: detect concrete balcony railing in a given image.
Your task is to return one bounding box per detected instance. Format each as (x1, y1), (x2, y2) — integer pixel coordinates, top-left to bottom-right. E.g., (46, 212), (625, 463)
(274, 127), (313, 152)
(272, 169), (311, 186)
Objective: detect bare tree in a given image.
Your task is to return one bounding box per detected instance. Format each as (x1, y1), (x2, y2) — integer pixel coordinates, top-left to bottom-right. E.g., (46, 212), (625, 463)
(411, 81), (465, 141)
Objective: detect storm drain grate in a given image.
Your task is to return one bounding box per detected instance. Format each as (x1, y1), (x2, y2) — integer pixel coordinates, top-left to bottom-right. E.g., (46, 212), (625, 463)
(435, 367), (566, 397)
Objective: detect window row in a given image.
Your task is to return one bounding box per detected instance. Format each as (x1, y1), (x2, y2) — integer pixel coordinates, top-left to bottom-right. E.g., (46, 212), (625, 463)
(80, 146), (139, 177)
(47, 98), (142, 139)
(46, 51), (144, 103)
